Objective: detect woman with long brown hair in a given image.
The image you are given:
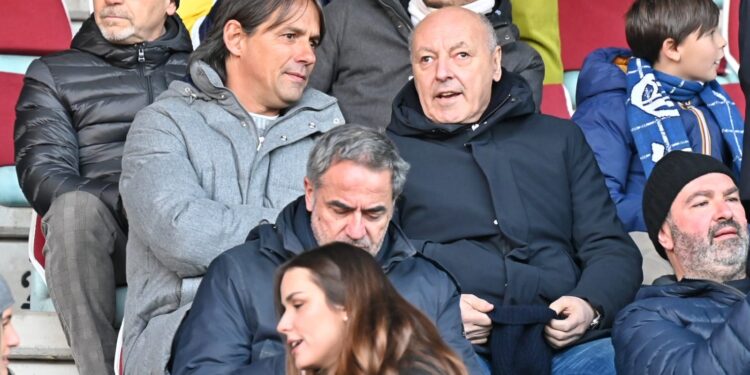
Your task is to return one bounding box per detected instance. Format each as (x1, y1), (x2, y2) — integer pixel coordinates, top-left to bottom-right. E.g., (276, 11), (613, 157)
(274, 242), (468, 375)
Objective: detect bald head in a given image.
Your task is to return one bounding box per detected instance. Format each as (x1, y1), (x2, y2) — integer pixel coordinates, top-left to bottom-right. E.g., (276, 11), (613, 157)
(409, 7), (498, 54)
(409, 7), (502, 125)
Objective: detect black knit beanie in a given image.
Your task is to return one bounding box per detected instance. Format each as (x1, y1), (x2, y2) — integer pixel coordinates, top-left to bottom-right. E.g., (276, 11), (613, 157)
(643, 151), (736, 259)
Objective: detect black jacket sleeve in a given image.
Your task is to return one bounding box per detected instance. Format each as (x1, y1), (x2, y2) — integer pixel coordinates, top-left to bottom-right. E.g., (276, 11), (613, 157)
(565, 127), (643, 328)
(14, 59), (120, 217)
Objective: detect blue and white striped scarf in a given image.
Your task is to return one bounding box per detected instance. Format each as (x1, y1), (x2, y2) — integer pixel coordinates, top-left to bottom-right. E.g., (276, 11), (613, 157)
(626, 57), (743, 176)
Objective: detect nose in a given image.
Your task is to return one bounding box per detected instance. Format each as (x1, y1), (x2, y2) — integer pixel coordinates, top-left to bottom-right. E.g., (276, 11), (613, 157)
(716, 32), (727, 49)
(277, 310), (292, 334)
(5, 322), (20, 348)
(714, 199), (734, 222)
(435, 57), (453, 82)
(296, 41), (316, 66)
(345, 212), (366, 240)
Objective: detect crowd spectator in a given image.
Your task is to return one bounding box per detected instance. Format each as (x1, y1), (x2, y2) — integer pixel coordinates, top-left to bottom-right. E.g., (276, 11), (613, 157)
(275, 242), (469, 375)
(572, 0), (743, 232)
(613, 151), (750, 375)
(0, 276), (19, 375)
(118, 0), (344, 372)
(13, 0), (191, 372)
(387, 7), (641, 374)
(309, 0), (544, 129)
(169, 125), (482, 374)
(512, 0), (564, 84)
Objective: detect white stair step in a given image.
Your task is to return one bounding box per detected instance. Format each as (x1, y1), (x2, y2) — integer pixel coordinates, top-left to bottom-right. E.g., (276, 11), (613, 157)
(7, 360), (78, 375)
(0, 206), (32, 238)
(10, 311), (72, 361)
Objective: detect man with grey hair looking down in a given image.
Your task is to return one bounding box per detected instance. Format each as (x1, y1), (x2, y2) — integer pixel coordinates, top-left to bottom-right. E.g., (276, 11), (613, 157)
(168, 125), (483, 374)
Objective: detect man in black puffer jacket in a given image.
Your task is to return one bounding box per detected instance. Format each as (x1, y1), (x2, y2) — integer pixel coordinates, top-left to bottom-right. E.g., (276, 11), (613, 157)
(13, 0), (191, 373)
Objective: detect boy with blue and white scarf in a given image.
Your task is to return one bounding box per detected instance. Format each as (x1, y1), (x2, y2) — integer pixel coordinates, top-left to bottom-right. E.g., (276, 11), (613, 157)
(572, 0), (743, 233)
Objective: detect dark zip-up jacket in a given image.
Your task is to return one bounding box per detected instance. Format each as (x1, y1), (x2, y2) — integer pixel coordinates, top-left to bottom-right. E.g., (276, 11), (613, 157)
(388, 71), (642, 344)
(309, 0), (543, 129)
(170, 197), (483, 374)
(14, 15), (192, 223)
(613, 278), (750, 375)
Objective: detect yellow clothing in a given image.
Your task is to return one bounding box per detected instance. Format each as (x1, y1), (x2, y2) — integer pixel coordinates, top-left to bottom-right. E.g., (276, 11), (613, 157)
(512, 0), (563, 84)
(176, 0), (214, 36)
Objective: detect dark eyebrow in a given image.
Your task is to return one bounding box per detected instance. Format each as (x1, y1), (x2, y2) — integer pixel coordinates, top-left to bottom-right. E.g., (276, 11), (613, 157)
(328, 200), (354, 211)
(284, 291), (302, 303)
(281, 26), (320, 41)
(724, 186), (740, 196)
(684, 190), (713, 204)
(362, 206), (387, 215)
(328, 200), (386, 215)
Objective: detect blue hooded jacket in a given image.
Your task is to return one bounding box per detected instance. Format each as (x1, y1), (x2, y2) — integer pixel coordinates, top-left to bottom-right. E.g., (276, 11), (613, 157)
(572, 47), (730, 232)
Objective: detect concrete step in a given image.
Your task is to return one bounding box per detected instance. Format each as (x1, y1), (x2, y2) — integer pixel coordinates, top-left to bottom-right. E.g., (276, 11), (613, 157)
(8, 311), (78, 375)
(0, 206), (32, 238)
(11, 311), (72, 360)
(7, 360), (78, 375)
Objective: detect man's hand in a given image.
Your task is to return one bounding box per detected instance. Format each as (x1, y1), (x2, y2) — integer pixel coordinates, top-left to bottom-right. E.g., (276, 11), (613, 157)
(460, 294), (494, 344)
(544, 296), (595, 349)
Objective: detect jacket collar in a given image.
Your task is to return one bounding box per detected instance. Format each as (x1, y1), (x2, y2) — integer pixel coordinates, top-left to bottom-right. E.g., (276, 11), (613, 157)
(388, 69), (536, 141)
(72, 14), (192, 70)
(255, 197), (418, 273)
(637, 277), (750, 305)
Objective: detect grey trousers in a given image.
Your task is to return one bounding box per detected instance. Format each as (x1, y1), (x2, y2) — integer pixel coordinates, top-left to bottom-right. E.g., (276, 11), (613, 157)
(42, 190), (126, 375)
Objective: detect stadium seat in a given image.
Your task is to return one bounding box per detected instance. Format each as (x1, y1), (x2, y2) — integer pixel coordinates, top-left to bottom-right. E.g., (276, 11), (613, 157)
(558, 0), (633, 109)
(723, 0), (741, 74)
(540, 84), (572, 119)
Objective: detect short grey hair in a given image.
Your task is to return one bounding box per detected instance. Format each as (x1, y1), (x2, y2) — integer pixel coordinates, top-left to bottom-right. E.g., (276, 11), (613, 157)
(307, 125), (410, 198)
(408, 8), (498, 54)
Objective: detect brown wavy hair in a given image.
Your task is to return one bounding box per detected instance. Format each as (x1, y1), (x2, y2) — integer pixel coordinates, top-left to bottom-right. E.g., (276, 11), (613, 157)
(274, 242), (468, 375)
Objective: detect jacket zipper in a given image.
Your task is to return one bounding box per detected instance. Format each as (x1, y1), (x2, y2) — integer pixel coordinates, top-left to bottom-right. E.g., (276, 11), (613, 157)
(137, 44), (154, 104)
(678, 101), (711, 156)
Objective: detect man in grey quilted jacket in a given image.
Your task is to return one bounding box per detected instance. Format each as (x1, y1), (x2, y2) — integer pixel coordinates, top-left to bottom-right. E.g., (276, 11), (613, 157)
(119, 0), (343, 373)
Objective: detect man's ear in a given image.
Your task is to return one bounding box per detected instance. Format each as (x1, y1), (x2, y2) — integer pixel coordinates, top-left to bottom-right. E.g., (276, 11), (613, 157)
(166, 0), (177, 16)
(304, 177), (315, 212)
(657, 220), (674, 252)
(660, 37), (681, 64)
(492, 46), (502, 82)
(224, 20), (245, 57)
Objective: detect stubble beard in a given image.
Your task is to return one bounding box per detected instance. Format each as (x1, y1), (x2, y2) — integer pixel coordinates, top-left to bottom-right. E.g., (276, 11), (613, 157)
(670, 220), (749, 283)
(309, 213), (385, 256)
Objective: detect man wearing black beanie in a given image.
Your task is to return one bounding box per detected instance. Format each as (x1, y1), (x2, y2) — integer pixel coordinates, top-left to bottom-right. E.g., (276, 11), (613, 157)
(612, 151), (750, 375)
